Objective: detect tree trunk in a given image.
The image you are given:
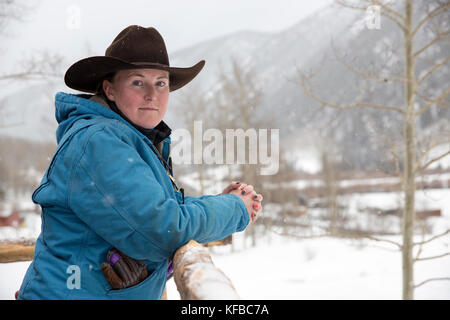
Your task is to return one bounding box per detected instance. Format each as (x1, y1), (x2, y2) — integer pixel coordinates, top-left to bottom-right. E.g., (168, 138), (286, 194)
(322, 152), (339, 235)
(402, 0), (416, 300)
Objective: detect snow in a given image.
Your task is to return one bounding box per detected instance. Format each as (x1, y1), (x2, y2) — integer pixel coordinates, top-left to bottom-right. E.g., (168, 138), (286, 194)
(0, 214), (41, 242)
(285, 147), (322, 174)
(183, 262), (240, 300)
(340, 188), (450, 234)
(0, 261), (31, 300)
(166, 188), (450, 300)
(166, 231), (449, 300)
(170, 243), (241, 299)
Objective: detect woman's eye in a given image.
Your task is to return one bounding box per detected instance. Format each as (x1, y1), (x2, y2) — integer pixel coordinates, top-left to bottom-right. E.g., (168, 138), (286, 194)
(132, 80), (143, 86)
(156, 81), (166, 87)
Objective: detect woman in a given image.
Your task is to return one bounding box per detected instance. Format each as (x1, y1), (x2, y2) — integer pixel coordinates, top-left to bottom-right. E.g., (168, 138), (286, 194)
(17, 25), (263, 300)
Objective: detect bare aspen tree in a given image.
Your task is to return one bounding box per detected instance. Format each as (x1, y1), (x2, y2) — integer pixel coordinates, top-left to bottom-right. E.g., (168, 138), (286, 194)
(321, 152), (341, 235)
(0, 0), (33, 35)
(299, 0), (449, 299)
(0, 1), (60, 81)
(177, 87), (212, 195)
(213, 57), (268, 247)
(0, 1), (64, 128)
(0, 50), (64, 83)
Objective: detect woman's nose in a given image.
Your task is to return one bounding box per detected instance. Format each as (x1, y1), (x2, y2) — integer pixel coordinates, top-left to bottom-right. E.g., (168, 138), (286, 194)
(144, 85), (155, 100)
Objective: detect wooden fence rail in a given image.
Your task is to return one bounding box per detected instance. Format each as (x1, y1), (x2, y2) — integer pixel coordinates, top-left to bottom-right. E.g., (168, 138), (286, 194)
(0, 239), (239, 300)
(173, 240), (239, 299)
(0, 242), (35, 263)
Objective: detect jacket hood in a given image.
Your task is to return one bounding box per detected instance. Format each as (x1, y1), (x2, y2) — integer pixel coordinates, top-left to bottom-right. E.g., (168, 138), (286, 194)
(54, 92), (172, 146)
(55, 92), (125, 143)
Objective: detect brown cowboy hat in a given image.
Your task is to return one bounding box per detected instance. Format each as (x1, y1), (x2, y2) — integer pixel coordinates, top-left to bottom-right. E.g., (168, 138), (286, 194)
(64, 25), (205, 93)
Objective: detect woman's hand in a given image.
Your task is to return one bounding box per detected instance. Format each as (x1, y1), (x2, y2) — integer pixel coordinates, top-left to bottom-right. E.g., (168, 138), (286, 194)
(221, 181), (242, 195)
(226, 183), (263, 223)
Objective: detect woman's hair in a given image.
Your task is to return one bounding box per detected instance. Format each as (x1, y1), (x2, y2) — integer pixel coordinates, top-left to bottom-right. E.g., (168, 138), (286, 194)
(95, 72), (116, 96)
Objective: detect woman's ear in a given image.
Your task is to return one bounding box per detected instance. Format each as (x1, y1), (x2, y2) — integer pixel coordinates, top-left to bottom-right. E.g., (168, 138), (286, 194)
(102, 80), (115, 101)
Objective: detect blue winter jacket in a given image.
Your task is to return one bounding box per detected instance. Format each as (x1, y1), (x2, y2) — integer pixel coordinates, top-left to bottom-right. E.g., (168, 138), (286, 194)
(17, 92), (249, 300)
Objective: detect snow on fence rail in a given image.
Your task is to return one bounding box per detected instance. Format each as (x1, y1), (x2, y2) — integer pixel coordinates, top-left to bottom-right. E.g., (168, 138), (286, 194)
(0, 239), (240, 300)
(173, 240), (240, 300)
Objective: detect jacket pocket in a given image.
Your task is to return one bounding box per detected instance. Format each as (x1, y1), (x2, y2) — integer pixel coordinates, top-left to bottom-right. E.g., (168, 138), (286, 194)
(105, 263), (165, 299)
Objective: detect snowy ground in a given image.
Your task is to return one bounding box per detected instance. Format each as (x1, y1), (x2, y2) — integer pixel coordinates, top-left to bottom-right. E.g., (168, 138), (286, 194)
(169, 187), (450, 300)
(165, 231), (450, 300)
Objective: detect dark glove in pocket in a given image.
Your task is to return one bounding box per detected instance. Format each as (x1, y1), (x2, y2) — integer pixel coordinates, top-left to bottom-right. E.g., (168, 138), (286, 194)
(101, 249), (148, 290)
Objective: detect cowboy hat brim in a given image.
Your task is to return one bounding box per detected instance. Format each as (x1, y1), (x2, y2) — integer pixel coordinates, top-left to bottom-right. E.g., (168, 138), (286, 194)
(64, 56), (205, 93)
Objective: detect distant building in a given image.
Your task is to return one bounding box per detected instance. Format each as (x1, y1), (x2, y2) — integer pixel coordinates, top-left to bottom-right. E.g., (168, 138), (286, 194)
(0, 210), (21, 227)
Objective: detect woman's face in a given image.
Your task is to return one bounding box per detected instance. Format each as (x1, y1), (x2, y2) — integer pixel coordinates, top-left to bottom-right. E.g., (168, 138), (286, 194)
(102, 68), (170, 129)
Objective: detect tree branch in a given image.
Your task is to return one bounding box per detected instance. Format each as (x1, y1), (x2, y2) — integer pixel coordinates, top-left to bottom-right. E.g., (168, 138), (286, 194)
(0, 71), (60, 81)
(380, 10), (408, 33)
(414, 140), (439, 172)
(331, 41), (407, 83)
(414, 220), (428, 262)
(416, 149), (450, 173)
(414, 30), (450, 57)
(270, 227), (403, 249)
(368, 0), (406, 21)
(0, 50), (64, 82)
(367, 119), (401, 176)
(413, 229), (450, 246)
(415, 87), (450, 116)
(415, 90), (444, 104)
(415, 252), (450, 262)
(299, 72), (405, 114)
(414, 277), (450, 289)
(412, 3), (450, 38)
(355, 234), (402, 249)
(416, 56), (450, 87)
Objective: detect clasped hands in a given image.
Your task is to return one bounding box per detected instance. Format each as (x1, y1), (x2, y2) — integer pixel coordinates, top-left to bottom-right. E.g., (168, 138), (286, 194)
(221, 181), (263, 223)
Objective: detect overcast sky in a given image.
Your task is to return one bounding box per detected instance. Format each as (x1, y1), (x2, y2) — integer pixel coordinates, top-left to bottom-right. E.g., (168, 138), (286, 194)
(1, 0), (332, 73)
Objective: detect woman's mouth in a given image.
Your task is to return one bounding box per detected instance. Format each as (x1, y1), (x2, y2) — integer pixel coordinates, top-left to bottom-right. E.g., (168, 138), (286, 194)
(139, 107), (159, 111)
